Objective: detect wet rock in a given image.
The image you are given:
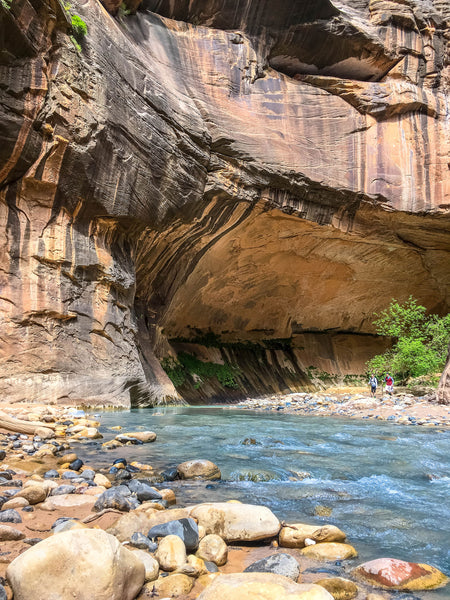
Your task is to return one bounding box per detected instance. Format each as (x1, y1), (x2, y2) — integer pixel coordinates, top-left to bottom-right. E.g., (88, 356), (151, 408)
(196, 534), (228, 566)
(244, 553), (300, 581)
(121, 432), (156, 443)
(196, 573), (334, 599)
(94, 488), (133, 512)
(127, 480), (162, 502)
(177, 460), (221, 480)
(316, 577), (358, 599)
(6, 529), (145, 600)
(351, 558), (448, 591)
(130, 532), (157, 552)
(68, 459), (83, 471)
(162, 467), (179, 481)
(0, 510), (22, 524)
(0, 524), (25, 541)
(131, 549), (159, 582)
(301, 543), (357, 561)
(279, 524), (347, 548)
(155, 535), (187, 571)
(190, 502), (280, 542)
(148, 517), (199, 551)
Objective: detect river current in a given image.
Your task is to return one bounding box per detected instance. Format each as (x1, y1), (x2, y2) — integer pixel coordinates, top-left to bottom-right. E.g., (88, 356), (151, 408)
(80, 407), (450, 595)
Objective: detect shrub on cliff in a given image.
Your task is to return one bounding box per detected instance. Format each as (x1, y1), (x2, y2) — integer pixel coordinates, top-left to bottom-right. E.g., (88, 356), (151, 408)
(367, 296), (450, 383)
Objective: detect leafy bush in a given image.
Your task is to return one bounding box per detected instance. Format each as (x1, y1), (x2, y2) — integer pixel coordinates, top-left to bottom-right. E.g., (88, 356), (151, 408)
(71, 14), (87, 41)
(366, 297), (450, 383)
(161, 352), (240, 390)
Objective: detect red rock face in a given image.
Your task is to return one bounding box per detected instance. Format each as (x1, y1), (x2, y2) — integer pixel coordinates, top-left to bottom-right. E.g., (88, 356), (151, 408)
(0, 0), (449, 405)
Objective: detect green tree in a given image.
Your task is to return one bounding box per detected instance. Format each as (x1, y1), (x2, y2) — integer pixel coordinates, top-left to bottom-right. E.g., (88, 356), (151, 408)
(367, 297), (450, 383)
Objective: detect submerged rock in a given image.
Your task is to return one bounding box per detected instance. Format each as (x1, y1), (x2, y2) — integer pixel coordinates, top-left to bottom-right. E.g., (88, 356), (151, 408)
(301, 543), (358, 561)
(316, 577), (359, 600)
(177, 460), (221, 480)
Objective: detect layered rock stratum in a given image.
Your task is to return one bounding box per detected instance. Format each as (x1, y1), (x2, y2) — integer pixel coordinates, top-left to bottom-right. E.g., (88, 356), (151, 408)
(0, 0), (449, 405)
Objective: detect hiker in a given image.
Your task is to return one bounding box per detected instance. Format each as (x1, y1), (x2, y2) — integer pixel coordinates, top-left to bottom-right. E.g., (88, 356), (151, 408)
(385, 373), (394, 395)
(369, 374), (378, 397)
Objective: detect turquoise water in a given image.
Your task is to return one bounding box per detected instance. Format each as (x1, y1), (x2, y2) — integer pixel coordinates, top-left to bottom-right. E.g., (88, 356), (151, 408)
(80, 407), (450, 595)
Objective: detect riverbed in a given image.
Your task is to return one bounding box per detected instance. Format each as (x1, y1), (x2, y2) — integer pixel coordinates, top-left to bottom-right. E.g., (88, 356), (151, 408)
(77, 405), (450, 595)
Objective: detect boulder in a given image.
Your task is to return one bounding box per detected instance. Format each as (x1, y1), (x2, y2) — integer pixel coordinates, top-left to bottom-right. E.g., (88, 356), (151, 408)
(16, 486), (47, 505)
(177, 460), (221, 480)
(351, 558), (449, 591)
(196, 573), (334, 599)
(316, 577), (358, 600)
(0, 524), (26, 541)
(190, 502), (280, 542)
(148, 517), (199, 551)
(244, 553), (300, 581)
(6, 529), (145, 600)
(279, 524), (346, 548)
(131, 549), (159, 582)
(301, 543), (357, 561)
(143, 574), (194, 597)
(196, 534), (228, 566)
(94, 488), (133, 512)
(155, 535), (187, 571)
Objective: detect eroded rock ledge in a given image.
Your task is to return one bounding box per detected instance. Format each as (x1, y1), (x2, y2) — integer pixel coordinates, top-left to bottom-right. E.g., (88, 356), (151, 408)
(0, 0), (449, 406)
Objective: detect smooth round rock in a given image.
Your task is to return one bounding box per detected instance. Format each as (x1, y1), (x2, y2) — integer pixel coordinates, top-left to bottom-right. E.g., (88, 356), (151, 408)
(351, 558), (449, 591)
(279, 524), (346, 548)
(1, 497), (29, 510)
(316, 577), (359, 600)
(190, 502), (280, 543)
(0, 524), (26, 541)
(196, 573), (334, 600)
(301, 543), (357, 561)
(43, 470), (59, 479)
(143, 574), (194, 598)
(94, 488), (133, 512)
(177, 460), (221, 480)
(16, 486), (47, 505)
(121, 431), (156, 443)
(127, 479), (162, 502)
(155, 534), (187, 571)
(69, 459), (83, 471)
(244, 553), (300, 581)
(0, 509), (22, 523)
(131, 549), (159, 582)
(196, 534), (228, 566)
(7, 529), (145, 600)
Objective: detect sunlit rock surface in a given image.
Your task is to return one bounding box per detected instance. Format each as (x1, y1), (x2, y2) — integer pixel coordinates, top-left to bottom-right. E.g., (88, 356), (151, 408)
(0, 0), (449, 405)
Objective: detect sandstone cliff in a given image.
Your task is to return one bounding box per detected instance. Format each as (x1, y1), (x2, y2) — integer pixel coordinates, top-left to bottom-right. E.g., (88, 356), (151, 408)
(0, 0), (449, 405)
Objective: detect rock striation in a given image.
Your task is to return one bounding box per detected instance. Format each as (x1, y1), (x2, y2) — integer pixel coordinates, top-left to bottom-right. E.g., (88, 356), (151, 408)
(0, 0), (449, 405)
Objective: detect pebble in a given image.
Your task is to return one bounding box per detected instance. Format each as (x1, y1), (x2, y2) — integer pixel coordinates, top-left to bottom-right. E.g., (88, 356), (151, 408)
(0, 510), (22, 523)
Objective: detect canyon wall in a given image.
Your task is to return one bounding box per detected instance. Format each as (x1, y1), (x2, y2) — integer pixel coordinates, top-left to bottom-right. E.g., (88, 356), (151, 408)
(0, 0), (449, 405)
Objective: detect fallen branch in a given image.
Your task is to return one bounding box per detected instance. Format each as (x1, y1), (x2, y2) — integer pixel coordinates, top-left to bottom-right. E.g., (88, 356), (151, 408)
(0, 410), (56, 435)
(82, 508), (123, 523)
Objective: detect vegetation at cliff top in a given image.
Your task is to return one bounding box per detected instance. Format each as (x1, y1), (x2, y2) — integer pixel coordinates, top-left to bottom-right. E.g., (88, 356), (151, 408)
(366, 296), (450, 383)
(161, 352), (241, 390)
(1, 0), (12, 10)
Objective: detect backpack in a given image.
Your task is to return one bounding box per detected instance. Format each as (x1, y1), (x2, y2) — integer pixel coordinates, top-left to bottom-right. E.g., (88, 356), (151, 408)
(386, 376), (393, 386)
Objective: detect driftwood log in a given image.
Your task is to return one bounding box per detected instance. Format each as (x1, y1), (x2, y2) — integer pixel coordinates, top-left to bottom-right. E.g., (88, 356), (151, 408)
(0, 411), (57, 435)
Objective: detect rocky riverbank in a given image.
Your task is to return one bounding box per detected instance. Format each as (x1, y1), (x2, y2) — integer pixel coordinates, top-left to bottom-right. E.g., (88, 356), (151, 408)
(0, 400), (448, 600)
(227, 388), (450, 428)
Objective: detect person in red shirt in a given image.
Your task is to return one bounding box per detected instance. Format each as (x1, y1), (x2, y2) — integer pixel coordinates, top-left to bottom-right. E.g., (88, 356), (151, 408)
(385, 373), (394, 395)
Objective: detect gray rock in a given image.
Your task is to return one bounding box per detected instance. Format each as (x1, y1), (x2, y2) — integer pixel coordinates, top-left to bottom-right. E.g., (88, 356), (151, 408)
(62, 471), (79, 480)
(51, 485), (76, 496)
(148, 517), (199, 551)
(204, 561), (219, 573)
(0, 583), (6, 600)
(81, 469), (95, 481)
(244, 553), (300, 581)
(127, 479), (162, 502)
(94, 488), (133, 512)
(130, 532), (157, 552)
(44, 470), (59, 479)
(0, 509), (22, 523)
